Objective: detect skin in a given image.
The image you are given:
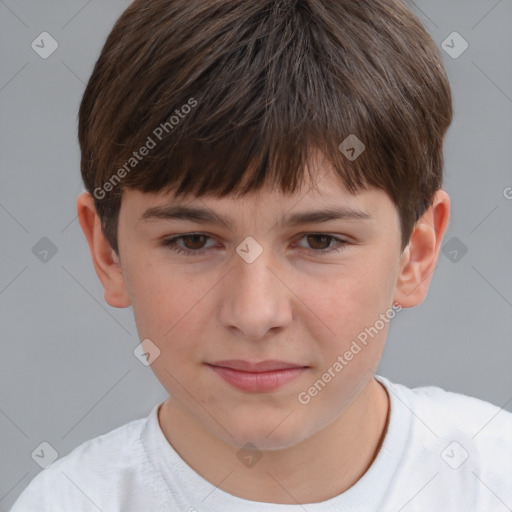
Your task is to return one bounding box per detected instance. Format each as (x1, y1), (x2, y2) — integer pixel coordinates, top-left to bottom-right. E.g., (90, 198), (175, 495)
(77, 153), (450, 504)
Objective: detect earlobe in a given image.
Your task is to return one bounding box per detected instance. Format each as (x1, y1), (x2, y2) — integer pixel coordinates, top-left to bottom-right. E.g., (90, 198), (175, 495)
(393, 190), (450, 308)
(76, 192), (131, 308)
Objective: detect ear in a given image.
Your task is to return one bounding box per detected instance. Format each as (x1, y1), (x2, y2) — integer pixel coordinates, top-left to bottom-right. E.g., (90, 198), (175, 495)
(393, 189), (450, 308)
(76, 192), (131, 308)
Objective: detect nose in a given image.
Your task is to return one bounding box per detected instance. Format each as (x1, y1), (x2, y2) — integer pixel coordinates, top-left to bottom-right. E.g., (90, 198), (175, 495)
(219, 245), (292, 341)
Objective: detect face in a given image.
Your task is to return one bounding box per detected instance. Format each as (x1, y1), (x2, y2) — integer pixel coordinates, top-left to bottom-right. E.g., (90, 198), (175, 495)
(115, 157), (406, 451)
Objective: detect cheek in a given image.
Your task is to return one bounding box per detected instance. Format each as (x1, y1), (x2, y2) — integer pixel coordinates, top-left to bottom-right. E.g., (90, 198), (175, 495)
(126, 258), (220, 360)
(294, 260), (396, 425)
(306, 258), (395, 343)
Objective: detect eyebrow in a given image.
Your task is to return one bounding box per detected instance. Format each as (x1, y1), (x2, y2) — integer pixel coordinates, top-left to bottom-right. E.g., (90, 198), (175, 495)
(138, 204), (372, 230)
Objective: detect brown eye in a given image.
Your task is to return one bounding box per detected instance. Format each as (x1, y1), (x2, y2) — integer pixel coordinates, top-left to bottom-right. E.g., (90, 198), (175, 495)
(180, 234), (208, 250)
(160, 233), (215, 255)
(296, 234), (349, 255)
(306, 234), (332, 250)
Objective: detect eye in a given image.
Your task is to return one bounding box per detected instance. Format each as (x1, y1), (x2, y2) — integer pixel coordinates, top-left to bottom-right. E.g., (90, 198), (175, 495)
(159, 233), (215, 255)
(294, 234), (349, 255)
(159, 233), (349, 256)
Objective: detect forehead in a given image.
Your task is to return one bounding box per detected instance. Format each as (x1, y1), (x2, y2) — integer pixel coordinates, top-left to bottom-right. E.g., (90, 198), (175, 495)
(123, 184), (396, 235)
(119, 154), (398, 230)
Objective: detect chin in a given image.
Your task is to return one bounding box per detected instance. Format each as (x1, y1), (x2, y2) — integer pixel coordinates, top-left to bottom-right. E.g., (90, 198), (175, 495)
(219, 413), (312, 452)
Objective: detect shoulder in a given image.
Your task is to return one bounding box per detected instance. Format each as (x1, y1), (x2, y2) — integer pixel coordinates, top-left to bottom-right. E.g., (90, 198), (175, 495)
(402, 380), (512, 444)
(413, 382), (512, 473)
(379, 376), (512, 506)
(48, 411), (148, 471)
(10, 413), (152, 511)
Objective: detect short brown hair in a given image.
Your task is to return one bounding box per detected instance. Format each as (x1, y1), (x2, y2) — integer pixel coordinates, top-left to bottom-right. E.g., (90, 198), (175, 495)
(78, 0), (453, 255)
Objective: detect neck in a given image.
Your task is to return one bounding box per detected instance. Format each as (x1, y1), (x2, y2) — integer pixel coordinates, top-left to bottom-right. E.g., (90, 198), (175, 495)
(158, 378), (390, 504)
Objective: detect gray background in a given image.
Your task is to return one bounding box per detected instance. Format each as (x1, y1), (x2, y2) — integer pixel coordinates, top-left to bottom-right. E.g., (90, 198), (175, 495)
(1, 0), (511, 509)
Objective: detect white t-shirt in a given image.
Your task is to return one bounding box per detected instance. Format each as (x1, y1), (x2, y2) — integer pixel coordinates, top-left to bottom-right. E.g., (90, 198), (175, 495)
(10, 375), (512, 511)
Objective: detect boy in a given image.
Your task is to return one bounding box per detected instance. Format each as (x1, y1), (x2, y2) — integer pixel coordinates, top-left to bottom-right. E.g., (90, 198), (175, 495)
(11, 0), (512, 510)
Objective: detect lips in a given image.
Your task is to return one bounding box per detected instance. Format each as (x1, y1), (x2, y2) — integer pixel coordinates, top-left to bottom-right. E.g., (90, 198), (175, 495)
(206, 360), (308, 392)
(209, 359), (306, 372)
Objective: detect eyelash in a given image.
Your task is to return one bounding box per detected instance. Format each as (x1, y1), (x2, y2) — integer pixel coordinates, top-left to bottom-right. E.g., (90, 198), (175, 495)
(159, 233), (349, 257)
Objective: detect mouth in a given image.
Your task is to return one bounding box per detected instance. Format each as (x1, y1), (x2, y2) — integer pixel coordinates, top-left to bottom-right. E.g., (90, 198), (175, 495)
(206, 360), (309, 392)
